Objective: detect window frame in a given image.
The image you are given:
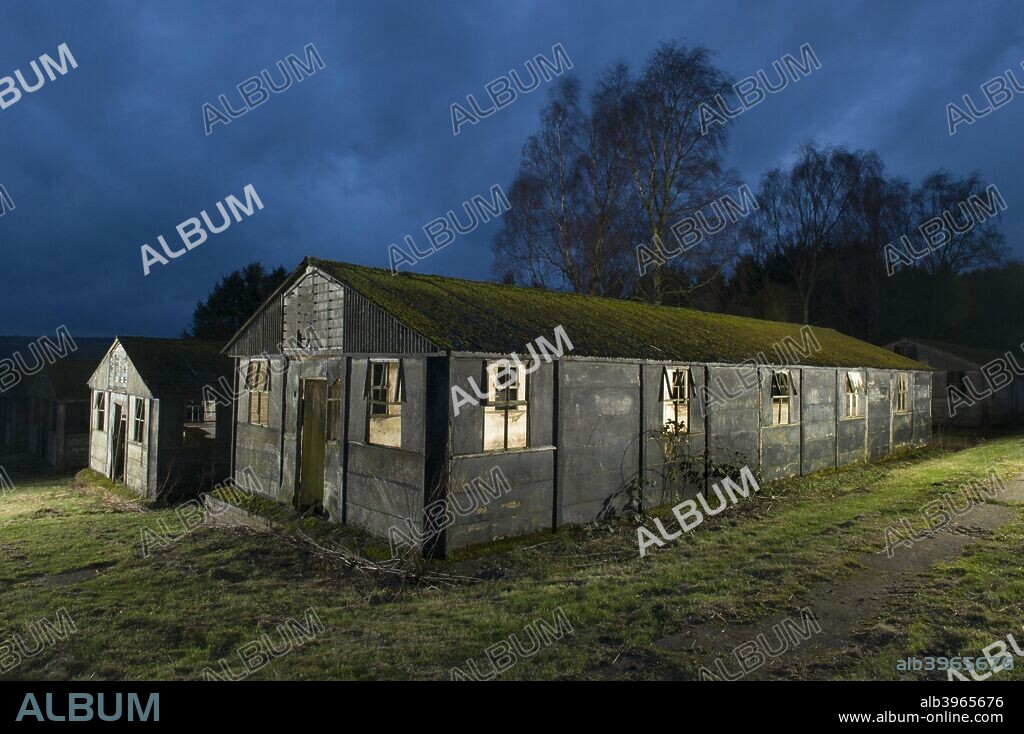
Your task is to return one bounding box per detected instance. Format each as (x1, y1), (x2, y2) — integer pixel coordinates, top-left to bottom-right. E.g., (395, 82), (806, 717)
(94, 391), (106, 431)
(661, 366), (690, 432)
(483, 360), (529, 452)
(844, 371), (864, 419)
(770, 369), (796, 425)
(895, 373), (910, 413)
(245, 360), (271, 427)
(131, 397), (146, 444)
(185, 399), (217, 424)
(366, 359), (404, 448)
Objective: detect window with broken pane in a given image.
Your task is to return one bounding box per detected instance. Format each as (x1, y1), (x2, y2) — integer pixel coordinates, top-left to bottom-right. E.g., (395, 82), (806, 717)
(662, 366), (690, 432)
(771, 370), (795, 425)
(367, 361), (402, 447)
(844, 371), (863, 418)
(94, 391), (105, 431)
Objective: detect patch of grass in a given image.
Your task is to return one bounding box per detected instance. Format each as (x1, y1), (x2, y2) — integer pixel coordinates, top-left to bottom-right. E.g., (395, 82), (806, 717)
(842, 515), (1024, 681)
(74, 468), (148, 505)
(0, 436), (1022, 680)
(207, 485), (389, 559)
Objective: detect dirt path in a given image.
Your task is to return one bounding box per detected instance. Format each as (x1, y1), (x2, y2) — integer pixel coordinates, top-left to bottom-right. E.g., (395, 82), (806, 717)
(652, 477), (1024, 680)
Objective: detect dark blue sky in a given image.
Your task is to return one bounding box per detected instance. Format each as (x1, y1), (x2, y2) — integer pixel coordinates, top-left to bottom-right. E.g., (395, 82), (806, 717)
(1, 0), (1022, 337)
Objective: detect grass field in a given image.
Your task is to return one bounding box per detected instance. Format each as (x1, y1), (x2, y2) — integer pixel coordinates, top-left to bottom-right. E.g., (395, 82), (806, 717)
(1, 434), (1023, 681)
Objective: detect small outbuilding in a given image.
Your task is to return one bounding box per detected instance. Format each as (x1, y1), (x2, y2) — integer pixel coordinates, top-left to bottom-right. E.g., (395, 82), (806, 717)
(86, 337), (232, 499)
(28, 360), (97, 471)
(884, 337), (1024, 427)
(223, 257), (932, 556)
(0, 336), (109, 461)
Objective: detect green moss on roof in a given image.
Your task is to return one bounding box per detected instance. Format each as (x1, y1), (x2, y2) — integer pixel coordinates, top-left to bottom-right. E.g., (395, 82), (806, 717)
(117, 337), (232, 395)
(306, 258), (928, 370)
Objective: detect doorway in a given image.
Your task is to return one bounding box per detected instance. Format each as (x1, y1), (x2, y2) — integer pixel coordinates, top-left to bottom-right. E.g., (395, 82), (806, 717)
(298, 379), (326, 510)
(111, 403), (127, 483)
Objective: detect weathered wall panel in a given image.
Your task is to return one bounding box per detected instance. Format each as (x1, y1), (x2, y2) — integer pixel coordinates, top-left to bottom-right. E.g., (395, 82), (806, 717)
(867, 370), (892, 460)
(892, 412), (914, 449)
(528, 361), (555, 448)
(837, 415), (867, 466)
(450, 357), (484, 456)
(446, 450), (554, 550)
(226, 294), (285, 358)
(557, 361), (640, 525)
(801, 368), (837, 475)
(913, 371), (932, 445)
(346, 443), (424, 540)
(761, 422), (801, 481)
(706, 366), (760, 470)
(234, 356), (288, 502)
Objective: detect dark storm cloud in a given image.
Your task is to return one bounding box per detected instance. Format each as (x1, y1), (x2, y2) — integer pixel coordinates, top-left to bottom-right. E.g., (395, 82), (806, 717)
(0, 0), (1021, 337)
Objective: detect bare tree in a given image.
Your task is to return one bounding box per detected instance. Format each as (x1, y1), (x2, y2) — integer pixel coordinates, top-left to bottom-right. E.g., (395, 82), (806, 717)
(746, 142), (870, 324)
(825, 161), (905, 339)
(493, 78), (589, 292)
(576, 64), (636, 296)
(494, 42), (736, 302)
(627, 43), (735, 304)
(909, 170), (1006, 276)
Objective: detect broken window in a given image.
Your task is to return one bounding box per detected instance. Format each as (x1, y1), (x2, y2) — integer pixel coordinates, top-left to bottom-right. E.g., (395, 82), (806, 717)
(327, 379), (342, 441)
(183, 399), (217, 445)
(94, 392), (105, 431)
(132, 397), (146, 443)
(771, 370), (796, 425)
(246, 360), (270, 427)
(844, 371), (863, 418)
(895, 373), (910, 413)
(367, 360), (403, 447)
(661, 366), (690, 432)
(483, 360), (528, 451)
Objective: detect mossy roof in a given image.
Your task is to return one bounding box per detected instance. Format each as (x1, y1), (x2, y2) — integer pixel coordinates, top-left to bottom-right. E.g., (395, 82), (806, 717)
(39, 360), (100, 401)
(305, 257), (927, 370)
(117, 337), (232, 395)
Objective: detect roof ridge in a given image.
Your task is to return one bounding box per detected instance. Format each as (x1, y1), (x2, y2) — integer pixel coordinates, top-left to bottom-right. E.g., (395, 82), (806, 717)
(307, 256), (842, 334)
(270, 257), (929, 370)
(118, 335), (225, 346)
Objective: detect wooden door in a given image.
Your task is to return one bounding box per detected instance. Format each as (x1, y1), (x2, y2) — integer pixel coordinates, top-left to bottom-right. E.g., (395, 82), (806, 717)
(298, 379), (326, 509)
